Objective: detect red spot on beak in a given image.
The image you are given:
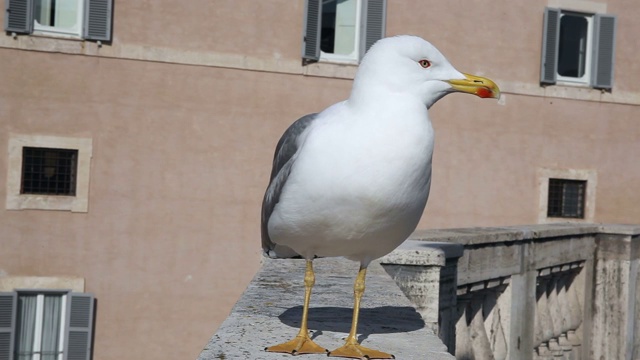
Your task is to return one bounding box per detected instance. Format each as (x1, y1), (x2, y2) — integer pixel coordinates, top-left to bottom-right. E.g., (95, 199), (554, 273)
(476, 87), (492, 99)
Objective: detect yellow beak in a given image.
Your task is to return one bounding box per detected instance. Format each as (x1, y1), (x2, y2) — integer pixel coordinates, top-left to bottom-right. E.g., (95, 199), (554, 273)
(446, 73), (500, 99)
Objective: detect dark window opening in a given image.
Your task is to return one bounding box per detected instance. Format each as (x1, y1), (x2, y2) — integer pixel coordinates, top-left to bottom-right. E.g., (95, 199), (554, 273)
(558, 14), (589, 78)
(320, 0), (357, 56)
(21, 147), (78, 196)
(321, 0), (338, 53)
(547, 178), (586, 218)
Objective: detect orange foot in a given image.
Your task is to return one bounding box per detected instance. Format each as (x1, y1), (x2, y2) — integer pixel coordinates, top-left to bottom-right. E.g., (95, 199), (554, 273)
(328, 343), (395, 359)
(265, 334), (328, 355)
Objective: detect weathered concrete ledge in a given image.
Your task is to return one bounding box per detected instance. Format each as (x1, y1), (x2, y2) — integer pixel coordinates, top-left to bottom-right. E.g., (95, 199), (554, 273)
(198, 257), (455, 360)
(199, 224), (640, 359)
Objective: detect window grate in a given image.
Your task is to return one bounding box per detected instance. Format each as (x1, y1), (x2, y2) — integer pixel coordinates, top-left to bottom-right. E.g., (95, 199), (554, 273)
(547, 178), (586, 218)
(21, 147), (78, 196)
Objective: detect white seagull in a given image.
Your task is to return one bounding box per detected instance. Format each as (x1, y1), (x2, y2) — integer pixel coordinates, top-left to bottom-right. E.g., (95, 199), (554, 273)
(261, 35), (499, 359)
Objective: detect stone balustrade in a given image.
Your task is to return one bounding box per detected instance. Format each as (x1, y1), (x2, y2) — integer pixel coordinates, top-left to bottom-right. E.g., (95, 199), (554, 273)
(199, 224), (639, 359)
(380, 223), (640, 360)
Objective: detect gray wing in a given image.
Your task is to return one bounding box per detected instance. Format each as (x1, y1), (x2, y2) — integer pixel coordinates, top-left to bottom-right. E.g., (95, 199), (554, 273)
(261, 113), (318, 258)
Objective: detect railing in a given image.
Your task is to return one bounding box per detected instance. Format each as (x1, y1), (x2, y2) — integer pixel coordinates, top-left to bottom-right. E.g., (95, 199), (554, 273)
(199, 224), (639, 359)
(381, 224), (640, 360)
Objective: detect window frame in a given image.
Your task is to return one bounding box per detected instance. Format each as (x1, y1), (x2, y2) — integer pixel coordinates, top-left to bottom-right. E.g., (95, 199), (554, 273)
(6, 135), (93, 213)
(537, 168), (597, 224)
(555, 11), (594, 86)
(4, 0), (113, 42)
(20, 147), (79, 196)
(0, 288), (94, 360)
(319, 0), (363, 64)
(546, 178), (587, 218)
(540, 6), (617, 90)
(14, 290), (68, 360)
(302, 0), (386, 65)
(32, 0), (85, 38)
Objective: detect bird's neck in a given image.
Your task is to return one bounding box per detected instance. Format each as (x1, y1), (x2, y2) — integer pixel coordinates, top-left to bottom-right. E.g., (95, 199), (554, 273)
(348, 85), (424, 113)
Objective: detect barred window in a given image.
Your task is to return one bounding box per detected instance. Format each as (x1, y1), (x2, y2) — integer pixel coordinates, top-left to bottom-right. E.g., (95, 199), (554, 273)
(21, 147), (78, 196)
(547, 178), (586, 218)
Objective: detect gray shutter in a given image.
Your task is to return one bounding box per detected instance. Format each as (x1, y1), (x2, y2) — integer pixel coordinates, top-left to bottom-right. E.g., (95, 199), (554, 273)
(83, 0), (113, 41)
(360, 0), (386, 60)
(4, 0), (33, 34)
(302, 0), (321, 63)
(0, 292), (17, 360)
(540, 7), (560, 84)
(64, 293), (94, 360)
(591, 14), (617, 89)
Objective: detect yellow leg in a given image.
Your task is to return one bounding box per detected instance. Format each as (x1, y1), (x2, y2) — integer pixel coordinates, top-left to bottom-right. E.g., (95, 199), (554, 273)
(265, 259), (327, 355)
(328, 266), (395, 359)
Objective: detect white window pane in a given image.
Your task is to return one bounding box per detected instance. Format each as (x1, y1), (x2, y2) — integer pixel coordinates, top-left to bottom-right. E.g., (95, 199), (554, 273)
(40, 296), (63, 360)
(558, 14), (588, 78)
(55, 0), (79, 29)
(334, 0), (357, 55)
(16, 295), (38, 360)
(34, 0), (79, 29)
(321, 0), (357, 55)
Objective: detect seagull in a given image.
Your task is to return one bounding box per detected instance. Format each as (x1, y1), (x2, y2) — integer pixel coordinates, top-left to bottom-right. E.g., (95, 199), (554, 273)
(261, 35), (499, 359)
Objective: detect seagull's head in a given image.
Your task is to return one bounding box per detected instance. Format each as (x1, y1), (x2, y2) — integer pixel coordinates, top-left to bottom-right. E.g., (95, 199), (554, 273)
(352, 35), (500, 109)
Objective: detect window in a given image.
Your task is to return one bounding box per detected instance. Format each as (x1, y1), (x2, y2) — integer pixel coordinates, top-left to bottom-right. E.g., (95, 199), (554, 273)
(4, 0), (113, 41)
(32, 0), (84, 37)
(303, 0), (386, 64)
(540, 7), (617, 89)
(547, 179), (586, 218)
(21, 147), (78, 196)
(6, 135), (92, 212)
(537, 168), (597, 223)
(557, 12), (591, 81)
(0, 291), (94, 360)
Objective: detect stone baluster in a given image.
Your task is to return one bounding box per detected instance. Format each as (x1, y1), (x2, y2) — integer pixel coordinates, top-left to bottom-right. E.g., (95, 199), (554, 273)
(485, 287), (508, 360)
(537, 277), (554, 344)
(545, 276), (562, 340)
(456, 297), (474, 359)
(555, 273), (571, 334)
(469, 293), (494, 359)
(534, 278), (546, 347)
(566, 270), (582, 334)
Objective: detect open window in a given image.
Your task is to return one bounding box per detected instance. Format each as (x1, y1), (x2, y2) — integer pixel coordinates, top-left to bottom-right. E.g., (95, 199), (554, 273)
(302, 0), (386, 64)
(540, 7), (617, 89)
(4, 0), (113, 41)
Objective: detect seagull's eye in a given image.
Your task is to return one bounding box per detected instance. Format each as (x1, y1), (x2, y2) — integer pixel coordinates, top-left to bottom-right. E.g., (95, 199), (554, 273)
(418, 59), (431, 68)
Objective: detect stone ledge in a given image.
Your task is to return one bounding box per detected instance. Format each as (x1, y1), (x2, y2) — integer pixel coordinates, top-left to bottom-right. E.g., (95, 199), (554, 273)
(380, 240), (464, 266)
(198, 257), (454, 360)
(597, 224), (640, 236)
(410, 223), (602, 246)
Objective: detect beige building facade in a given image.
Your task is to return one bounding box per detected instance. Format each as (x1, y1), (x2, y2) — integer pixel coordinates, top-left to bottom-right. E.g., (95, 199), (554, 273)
(0, 1), (638, 359)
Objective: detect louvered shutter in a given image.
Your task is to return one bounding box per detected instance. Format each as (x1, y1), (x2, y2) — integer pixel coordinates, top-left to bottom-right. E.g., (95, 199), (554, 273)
(540, 8), (560, 84)
(360, 0), (386, 60)
(4, 0), (33, 34)
(64, 293), (94, 360)
(591, 14), (617, 89)
(83, 0), (113, 41)
(0, 293), (17, 360)
(302, 0), (321, 63)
